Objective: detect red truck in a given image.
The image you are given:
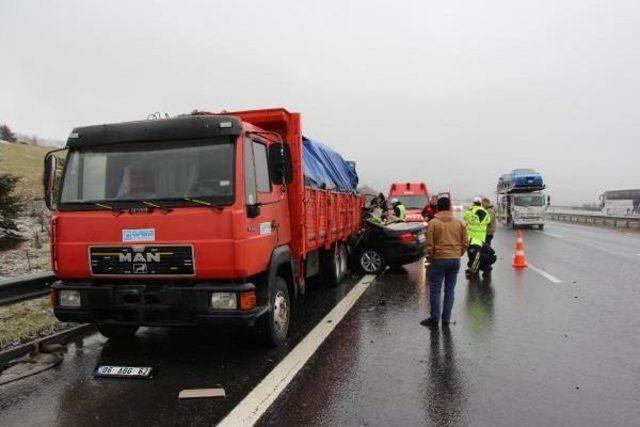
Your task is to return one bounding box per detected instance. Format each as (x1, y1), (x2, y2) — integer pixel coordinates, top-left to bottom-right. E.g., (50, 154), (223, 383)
(388, 182), (430, 222)
(43, 108), (363, 346)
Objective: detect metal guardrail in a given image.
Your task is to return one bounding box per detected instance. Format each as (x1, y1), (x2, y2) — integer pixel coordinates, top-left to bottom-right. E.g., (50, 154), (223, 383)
(548, 205), (601, 212)
(547, 211), (640, 230)
(0, 272), (56, 306)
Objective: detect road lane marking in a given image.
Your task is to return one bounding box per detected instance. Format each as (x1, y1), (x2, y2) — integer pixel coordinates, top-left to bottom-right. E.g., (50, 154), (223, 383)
(527, 263), (562, 283)
(217, 274), (377, 427)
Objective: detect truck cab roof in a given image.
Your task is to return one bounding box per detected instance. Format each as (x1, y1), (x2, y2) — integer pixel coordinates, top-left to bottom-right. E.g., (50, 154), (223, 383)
(65, 115), (243, 148)
(388, 182), (429, 196)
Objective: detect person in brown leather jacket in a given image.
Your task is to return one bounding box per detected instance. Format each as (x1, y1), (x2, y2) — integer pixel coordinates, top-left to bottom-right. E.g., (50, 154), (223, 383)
(420, 197), (468, 328)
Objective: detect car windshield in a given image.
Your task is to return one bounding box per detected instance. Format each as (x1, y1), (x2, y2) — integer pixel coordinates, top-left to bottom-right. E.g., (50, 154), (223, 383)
(395, 195), (428, 209)
(514, 194), (545, 207)
(60, 137), (235, 205)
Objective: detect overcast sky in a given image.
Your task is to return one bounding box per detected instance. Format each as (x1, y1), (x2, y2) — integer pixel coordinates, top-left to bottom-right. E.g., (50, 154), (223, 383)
(1, 0), (639, 204)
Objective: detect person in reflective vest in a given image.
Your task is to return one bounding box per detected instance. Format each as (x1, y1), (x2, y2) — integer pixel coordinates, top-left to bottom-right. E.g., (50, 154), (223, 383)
(464, 197), (491, 244)
(390, 198), (406, 221)
(463, 197), (491, 274)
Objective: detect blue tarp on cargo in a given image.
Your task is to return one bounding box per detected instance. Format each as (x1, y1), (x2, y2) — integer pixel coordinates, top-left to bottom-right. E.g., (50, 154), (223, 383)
(302, 137), (358, 192)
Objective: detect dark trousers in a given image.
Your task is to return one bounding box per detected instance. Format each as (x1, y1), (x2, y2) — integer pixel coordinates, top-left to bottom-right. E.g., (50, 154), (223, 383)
(428, 258), (461, 324)
(467, 245), (481, 269)
(486, 234), (494, 246)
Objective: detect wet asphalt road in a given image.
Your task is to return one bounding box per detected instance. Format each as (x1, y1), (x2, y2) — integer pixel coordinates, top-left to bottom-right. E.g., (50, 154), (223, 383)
(264, 222), (640, 426)
(0, 275), (363, 427)
(1, 221), (640, 426)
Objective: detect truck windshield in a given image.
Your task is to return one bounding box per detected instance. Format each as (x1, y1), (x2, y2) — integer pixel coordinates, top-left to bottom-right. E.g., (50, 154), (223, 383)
(514, 195), (545, 207)
(395, 195), (428, 209)
(60, 138), (235, 205)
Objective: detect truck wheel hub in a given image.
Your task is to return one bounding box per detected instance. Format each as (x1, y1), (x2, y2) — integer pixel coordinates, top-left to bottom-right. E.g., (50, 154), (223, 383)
(273, 291), (289, 336)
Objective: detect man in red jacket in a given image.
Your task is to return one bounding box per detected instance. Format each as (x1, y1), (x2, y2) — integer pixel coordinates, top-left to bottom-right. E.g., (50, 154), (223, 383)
(421, 195), (438, 221)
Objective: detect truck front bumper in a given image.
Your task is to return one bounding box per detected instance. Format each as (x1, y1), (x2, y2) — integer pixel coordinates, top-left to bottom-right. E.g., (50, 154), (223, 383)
(51, 280), (269, 327)
(514, 218), (545, 226)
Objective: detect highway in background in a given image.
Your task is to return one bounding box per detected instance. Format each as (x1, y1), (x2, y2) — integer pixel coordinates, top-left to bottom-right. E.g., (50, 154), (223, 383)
(1, 221), (639, 426)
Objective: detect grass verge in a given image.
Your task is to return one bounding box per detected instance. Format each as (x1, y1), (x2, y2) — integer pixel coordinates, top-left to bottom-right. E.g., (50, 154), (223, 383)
(0, 297), (73, 351)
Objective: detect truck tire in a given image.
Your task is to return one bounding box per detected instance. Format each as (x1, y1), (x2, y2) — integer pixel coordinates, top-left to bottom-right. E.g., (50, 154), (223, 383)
(96, 324), (139, 340)
(258, 276), (290, 348)
(539, 224), (545, 230)
(322, 244), (344, 287)
(358, 248), (386, 275)
(338, 244), (349, 279)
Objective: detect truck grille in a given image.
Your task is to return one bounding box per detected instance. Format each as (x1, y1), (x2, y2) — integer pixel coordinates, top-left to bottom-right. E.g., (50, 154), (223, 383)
(89, 245), (194, 276)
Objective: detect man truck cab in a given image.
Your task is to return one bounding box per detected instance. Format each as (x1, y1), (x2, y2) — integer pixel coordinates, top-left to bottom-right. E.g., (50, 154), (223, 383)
(388, 182), (430, 222)
(44, 109), (362, 347)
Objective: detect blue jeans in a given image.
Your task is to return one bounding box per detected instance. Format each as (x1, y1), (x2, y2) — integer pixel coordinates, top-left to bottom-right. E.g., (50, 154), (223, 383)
(428, 258), (461, 323)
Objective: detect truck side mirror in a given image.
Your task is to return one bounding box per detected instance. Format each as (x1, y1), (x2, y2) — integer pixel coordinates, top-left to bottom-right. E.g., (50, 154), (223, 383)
(43, 152), (59, 210)
(269, 143), (293, 185)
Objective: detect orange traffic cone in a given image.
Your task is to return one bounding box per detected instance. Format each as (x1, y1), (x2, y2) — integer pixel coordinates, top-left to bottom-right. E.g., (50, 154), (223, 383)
(513, 229), (527, 268)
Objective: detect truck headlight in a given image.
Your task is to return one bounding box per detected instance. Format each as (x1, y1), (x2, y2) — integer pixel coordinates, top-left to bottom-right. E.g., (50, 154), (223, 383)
(59, 290), (81, 307)
(210, 292), (237, 310)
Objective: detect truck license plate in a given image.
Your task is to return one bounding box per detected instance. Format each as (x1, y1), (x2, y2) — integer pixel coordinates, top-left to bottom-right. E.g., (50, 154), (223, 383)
(94, 364), (156, 379)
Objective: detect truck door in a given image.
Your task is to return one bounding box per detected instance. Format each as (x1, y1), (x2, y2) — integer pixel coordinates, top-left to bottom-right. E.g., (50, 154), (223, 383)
(244, 137), (282, 253)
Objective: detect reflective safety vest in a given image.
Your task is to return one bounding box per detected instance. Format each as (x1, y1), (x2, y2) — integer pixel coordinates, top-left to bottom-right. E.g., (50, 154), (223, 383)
(394, 203), (406, 221)
(464, 205), (490, 245)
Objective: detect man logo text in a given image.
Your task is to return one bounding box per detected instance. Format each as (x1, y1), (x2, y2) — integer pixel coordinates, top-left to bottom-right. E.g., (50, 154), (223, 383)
(118, 253), (161, 263)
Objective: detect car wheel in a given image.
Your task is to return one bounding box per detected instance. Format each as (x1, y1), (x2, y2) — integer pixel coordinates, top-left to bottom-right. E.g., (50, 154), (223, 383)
(358, 248), (386, 274)
(96, 324), (139, 340)
(258, 276), (290, 347)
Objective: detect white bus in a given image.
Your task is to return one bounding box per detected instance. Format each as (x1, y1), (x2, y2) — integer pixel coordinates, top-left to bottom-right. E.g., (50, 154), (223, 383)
(599, 189), (640, 216)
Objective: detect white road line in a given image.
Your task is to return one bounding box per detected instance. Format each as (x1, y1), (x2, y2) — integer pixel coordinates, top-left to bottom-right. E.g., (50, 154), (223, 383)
(217, 274), (377, 427)
(527, 263), (562, 284)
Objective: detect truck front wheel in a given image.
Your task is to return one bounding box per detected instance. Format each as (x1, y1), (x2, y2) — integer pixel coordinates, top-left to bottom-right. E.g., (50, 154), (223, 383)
(258, 276), (290, 347)
(96, 324), (139, 340)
